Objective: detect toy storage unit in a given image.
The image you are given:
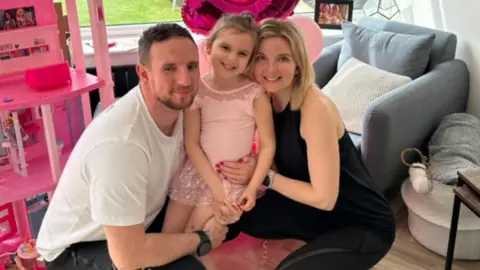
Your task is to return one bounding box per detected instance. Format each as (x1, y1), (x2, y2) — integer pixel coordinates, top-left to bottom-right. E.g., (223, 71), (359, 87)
(0, 0), (114, 267)
(401, 179), (480, 260)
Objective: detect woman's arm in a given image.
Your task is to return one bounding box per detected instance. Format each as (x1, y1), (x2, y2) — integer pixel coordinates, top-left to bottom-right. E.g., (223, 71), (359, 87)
(270, 94), (341, 211)
(247, 92), (276, 190)
(184, 108), (225, 201)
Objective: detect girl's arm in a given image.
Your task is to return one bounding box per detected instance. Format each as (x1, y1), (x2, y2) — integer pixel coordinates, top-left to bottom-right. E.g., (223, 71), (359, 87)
(184, 108), (225, 201)
(247, 91), (276, 191)
(269, 90), (341, 211)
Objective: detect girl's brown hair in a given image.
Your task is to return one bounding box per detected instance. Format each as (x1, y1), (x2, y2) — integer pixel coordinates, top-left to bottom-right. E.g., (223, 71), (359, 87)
(206, 12), (260, 74)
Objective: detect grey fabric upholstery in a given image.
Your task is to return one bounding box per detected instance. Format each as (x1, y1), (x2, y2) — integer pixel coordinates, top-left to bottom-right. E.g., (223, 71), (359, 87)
(349, 133), (362, 152)
(313, 41), (342, 88)
(338, 22), (435, 79)
(314, 17), (470, 192)
(357, 17), (458, 71)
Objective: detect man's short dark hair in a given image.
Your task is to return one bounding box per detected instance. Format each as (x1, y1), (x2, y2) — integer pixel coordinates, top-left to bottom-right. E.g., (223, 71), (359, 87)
(138, 23), (195, 66)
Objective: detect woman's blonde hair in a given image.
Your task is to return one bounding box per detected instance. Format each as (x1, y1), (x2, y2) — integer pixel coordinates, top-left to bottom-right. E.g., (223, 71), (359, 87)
(258, 18), (316, 110)
(206, 12), (260, 74)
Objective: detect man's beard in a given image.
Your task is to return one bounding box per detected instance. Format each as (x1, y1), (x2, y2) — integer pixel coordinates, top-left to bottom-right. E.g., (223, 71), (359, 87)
(157, 95), (194, 111)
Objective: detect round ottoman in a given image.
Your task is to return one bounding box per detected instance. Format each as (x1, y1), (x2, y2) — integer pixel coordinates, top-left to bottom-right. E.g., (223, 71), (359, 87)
(401, 179), (480, 260)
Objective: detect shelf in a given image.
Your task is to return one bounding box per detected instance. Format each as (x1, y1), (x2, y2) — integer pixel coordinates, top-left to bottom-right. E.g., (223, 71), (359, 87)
(0, 69), (104, 111)
(0, 148), (72, 205)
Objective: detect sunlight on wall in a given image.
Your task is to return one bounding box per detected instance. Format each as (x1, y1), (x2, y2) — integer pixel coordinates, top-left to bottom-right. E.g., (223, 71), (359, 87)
(413, 0), (480, 118)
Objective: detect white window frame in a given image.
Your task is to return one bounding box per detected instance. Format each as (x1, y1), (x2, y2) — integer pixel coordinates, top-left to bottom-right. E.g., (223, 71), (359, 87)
(76, 12), (345, 68)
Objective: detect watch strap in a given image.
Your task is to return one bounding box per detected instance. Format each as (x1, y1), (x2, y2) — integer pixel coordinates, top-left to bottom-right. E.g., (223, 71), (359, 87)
(193, 230), (211, 256)
(195, 230), (209, 242)
(262, 170), (275, 188)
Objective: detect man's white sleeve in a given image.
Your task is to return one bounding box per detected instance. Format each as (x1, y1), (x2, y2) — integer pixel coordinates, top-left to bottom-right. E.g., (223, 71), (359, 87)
(82, 142), (149, 226)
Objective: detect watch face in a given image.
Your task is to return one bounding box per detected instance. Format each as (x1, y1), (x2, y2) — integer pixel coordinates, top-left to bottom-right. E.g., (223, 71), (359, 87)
(198, 242), (212, 256)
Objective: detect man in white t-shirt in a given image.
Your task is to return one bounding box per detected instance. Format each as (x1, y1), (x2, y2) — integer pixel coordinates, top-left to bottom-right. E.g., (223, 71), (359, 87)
(36, 23), (243, 270)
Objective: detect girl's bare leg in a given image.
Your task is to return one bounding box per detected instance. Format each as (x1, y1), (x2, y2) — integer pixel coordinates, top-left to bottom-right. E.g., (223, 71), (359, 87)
(162, 200), (195, 233)
(185, 206), (218, 270)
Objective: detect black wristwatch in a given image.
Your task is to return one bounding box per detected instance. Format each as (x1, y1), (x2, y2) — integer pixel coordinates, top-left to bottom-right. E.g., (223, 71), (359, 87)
(262, 170), (275, 188)
(194, 230), (212, 257)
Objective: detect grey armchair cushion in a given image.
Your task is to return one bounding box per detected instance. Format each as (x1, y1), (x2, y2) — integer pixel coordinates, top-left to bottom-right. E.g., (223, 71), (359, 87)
(357, 17), (457, 71)
(338, 22), (435, 79)
(349, 132), (362, 152)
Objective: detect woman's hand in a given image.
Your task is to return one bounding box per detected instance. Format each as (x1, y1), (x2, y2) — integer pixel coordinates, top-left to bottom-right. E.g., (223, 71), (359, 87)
(237, 187), (258, 212)
(217, 154), (258, 185)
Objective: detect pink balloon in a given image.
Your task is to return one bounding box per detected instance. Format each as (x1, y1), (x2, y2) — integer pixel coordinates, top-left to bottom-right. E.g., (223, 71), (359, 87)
(288, 15), (324, 63)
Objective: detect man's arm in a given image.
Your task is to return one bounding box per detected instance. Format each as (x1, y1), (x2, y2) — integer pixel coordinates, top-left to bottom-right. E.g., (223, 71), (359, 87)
(84, 142), (201, 269)
(103, 225), (200, 269)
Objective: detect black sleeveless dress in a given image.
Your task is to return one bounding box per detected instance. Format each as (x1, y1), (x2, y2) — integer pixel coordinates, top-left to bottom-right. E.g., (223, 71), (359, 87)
(270, 104), (396, 242)
(228, 103), (396, 246)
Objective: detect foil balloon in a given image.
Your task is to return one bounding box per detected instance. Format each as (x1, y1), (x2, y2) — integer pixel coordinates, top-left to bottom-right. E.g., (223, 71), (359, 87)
(182, 0), (300, 36)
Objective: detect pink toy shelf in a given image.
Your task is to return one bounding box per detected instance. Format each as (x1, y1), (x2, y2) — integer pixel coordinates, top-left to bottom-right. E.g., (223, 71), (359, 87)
(0, 0), (115, 267)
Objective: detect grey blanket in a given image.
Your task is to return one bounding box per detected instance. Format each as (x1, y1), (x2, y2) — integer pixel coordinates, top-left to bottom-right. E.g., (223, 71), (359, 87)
(428, 113), (480, 185)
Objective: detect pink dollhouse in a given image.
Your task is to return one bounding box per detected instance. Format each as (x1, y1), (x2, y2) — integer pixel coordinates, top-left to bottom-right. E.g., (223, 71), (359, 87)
(0, 0), (114, 268)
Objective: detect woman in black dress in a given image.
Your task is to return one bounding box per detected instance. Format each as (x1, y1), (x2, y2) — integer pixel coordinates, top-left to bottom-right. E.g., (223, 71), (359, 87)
(216, 18), (396, 270)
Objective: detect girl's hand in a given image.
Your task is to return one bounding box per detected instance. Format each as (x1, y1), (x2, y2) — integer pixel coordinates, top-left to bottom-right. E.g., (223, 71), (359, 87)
(237, 187), (258, 212)
(212, 200), (242, 225)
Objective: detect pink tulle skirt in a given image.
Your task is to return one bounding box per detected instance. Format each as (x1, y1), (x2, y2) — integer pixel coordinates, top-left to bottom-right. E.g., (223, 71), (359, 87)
(169, 157), (247, 206)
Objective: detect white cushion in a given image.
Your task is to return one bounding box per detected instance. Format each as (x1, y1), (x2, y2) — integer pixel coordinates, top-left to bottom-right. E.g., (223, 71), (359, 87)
(323, 57), (412, 134)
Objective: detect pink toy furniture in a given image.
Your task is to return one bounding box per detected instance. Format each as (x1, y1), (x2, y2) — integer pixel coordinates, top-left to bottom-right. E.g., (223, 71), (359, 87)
(0, 0), (114, 267)
(0, 203), (17, 243)
(25, 62), (72, 91)
(16, 239), (46, 270)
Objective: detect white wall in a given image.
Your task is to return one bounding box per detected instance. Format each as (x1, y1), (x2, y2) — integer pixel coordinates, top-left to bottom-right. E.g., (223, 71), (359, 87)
(413, 0), (480, 118)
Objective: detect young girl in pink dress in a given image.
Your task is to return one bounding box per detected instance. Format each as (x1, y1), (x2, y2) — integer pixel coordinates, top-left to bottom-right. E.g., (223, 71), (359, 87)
(162, 12), (275, 269)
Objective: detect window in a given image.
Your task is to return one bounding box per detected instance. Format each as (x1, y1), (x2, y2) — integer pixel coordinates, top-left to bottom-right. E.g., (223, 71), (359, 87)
(67, 0), (412, 69)
(58, 0), (182, 26)
(57, 0), (315, 28)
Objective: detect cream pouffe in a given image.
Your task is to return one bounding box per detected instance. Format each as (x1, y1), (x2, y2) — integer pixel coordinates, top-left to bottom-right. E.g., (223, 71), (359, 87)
(401, 179), (480, 260)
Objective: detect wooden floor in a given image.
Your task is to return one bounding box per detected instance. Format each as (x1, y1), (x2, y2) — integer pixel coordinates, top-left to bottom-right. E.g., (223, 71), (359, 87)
(210, 206), (480, 269)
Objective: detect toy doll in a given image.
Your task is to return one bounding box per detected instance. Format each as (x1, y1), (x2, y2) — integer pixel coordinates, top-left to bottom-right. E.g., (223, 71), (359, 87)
(2, 117), (29, 148)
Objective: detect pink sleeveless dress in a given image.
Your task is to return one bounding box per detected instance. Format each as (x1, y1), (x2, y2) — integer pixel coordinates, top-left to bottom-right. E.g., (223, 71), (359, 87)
(169, 78), (263, 206)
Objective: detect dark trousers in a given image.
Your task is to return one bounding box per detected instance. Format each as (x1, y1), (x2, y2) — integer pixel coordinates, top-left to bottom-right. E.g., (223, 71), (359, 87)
(46, 199), (205, 270)
(226, 190), (396, 270)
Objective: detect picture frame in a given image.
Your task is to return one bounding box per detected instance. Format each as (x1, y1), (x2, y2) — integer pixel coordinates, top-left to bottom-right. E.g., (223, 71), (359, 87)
(314, 0), (353, 30)
(0, 6), (37, 32)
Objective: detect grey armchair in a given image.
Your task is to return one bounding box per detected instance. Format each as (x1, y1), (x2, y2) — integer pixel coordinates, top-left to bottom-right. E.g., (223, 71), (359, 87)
(314, 17), (470, 192)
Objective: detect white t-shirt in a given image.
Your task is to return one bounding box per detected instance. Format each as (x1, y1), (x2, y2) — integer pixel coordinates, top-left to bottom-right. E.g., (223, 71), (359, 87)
(36, 86), (184, 262)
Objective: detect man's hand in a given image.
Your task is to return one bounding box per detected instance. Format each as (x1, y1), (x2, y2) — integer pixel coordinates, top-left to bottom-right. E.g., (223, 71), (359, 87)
(203, 218), (228, 249)
(217, 154), (257, 185)
(212, 201), (242, 225)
